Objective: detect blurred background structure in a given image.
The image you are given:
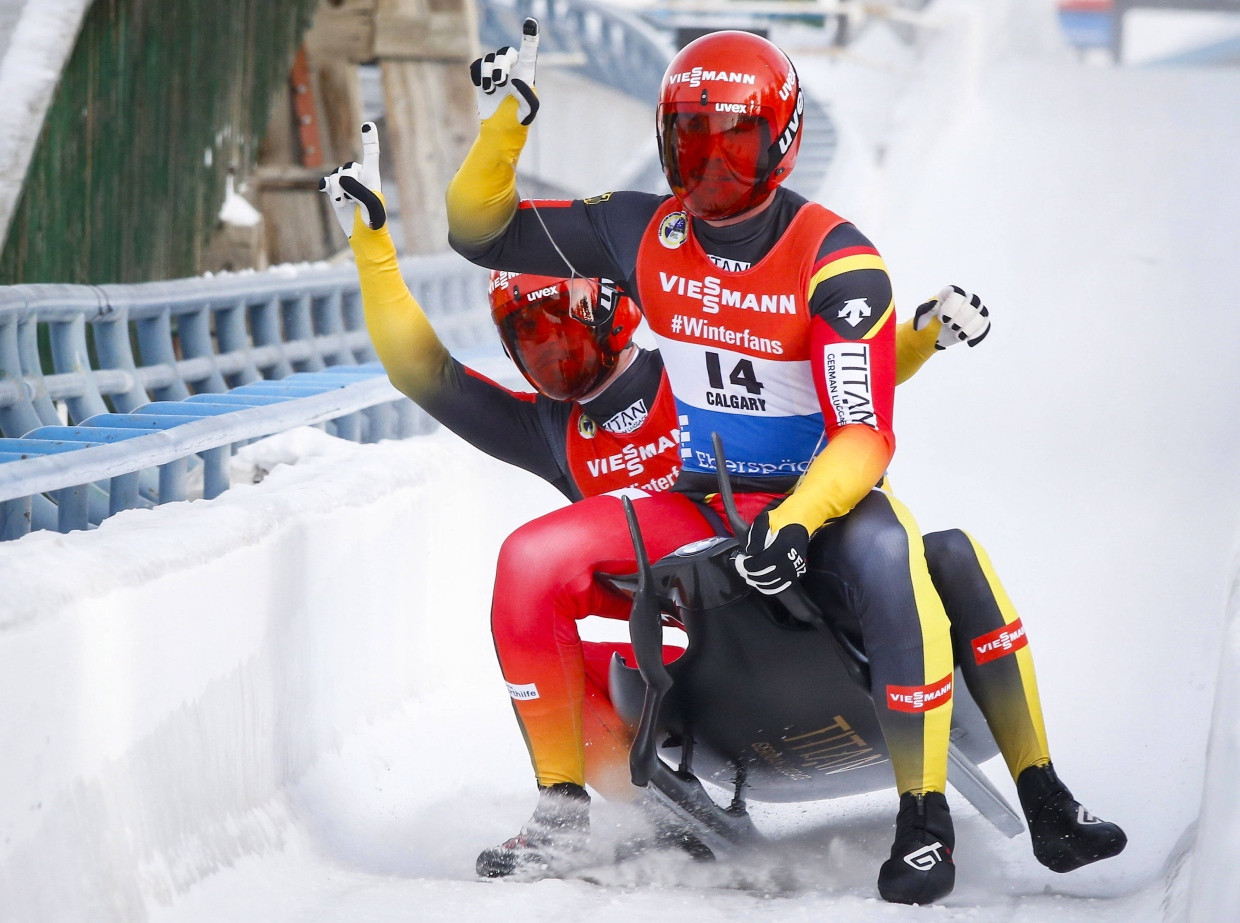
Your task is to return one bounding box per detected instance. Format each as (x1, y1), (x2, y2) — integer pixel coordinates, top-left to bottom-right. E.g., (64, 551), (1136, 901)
(2, 0), (1239, 286)
(0, 0), (918, 283)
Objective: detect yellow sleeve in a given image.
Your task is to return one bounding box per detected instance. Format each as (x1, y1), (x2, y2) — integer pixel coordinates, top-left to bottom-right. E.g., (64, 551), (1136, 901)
(766, 425), (893, 535)
(894, 316), (941, 385)
(445, 97), (531, 250)
(768, 317), (935, 534)
(348, 200), (451, 404)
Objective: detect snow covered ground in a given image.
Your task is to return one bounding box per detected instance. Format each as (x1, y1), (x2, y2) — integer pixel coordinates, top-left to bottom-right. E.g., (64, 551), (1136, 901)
(2, 1), (1240, 920)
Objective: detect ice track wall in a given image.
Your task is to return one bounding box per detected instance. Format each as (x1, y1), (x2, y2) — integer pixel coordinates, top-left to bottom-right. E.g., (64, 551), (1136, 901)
(1185, 549), (1240, 922)
(0, 434), (558, 923)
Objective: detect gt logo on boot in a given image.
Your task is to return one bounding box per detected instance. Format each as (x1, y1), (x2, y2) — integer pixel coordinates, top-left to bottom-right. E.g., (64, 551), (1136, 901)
(903, 841), (949, 871)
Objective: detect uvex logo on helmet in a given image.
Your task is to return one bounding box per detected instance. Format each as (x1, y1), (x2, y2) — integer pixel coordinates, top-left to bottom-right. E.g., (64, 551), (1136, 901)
(776, 87), (805, 156)
(487, 272), (641, 402)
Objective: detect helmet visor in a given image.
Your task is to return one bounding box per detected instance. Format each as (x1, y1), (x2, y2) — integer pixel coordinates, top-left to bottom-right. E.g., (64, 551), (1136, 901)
(493, 277), (613, 402)
(659, 104), (775, 220)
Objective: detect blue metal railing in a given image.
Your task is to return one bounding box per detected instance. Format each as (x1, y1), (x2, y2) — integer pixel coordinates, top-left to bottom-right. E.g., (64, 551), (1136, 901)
(0, 254), (490, 540)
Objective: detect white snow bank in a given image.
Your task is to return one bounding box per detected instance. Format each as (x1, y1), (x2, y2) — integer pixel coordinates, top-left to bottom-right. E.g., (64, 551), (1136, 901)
(1185, 548), (1240, 921)
(0, 428), (564, 922)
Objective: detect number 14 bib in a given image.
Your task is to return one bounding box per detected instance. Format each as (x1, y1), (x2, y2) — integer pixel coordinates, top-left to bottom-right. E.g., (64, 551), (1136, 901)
(634, 200), (846, 482)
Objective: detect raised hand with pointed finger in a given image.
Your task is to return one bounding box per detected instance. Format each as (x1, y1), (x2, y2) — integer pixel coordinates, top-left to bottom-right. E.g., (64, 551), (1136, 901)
(318, 121), (387, 238)
(470, 17), (540, 125)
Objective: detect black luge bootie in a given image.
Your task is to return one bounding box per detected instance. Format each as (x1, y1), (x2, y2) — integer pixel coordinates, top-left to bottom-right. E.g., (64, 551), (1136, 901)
(1016, 762), (1126, 873)
(476, 782), (592, 879)
(877, 791), (955, 905)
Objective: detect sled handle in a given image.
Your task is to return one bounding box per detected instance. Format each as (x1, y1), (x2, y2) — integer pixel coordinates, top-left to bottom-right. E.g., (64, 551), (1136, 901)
(621, 495), (674, 788)
(710, 431), (752, 540)
(621, 496), (672, 693)
(710, 432), (872, 690)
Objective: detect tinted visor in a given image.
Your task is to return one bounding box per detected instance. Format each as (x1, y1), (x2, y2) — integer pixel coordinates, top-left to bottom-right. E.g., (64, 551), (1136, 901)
(493, 278), (613, 402)
(659, 104), (776, 220)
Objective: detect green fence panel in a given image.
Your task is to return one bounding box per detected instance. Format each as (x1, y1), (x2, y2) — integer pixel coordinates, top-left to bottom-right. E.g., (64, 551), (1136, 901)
(0, 0), (321, 285)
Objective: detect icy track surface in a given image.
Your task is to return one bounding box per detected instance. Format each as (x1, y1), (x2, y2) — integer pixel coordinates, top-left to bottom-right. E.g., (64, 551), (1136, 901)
(3, 2), (1240, 921)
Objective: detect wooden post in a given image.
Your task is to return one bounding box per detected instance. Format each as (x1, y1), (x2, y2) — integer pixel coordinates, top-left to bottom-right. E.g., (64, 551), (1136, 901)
(242, 0), (376, 268)
(249, 56), (340, 267)
(241, 0), (479, 266)
(375, 0), (481, 254)
(303, 0), (376, 162)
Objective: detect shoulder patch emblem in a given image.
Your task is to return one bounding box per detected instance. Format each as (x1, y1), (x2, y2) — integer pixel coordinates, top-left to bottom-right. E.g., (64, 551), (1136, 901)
(838, 298), (871, 326)
(582, 192), (615, 206)
(578, 414), (597, 439)
(658, 211), (688, 249)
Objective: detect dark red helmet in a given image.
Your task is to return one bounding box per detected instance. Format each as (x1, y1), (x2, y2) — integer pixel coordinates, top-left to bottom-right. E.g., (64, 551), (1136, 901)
(656, 30), (805, 221)
(488, 271), (642, 401)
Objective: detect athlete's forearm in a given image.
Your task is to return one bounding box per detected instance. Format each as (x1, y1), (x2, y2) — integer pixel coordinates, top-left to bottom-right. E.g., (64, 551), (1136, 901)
(894, 316), (940, 385)
(771, 302), (897, 534)
(767, 424), (894, 534)
(446, 97), (530, 254)
(350, 211), (451, 404)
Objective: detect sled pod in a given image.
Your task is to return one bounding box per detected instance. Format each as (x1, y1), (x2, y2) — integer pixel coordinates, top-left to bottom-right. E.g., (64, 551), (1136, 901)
(603, 528), (1022, 836)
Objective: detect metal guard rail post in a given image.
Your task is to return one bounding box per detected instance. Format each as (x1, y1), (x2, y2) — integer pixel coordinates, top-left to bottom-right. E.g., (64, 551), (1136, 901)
(0, 254), (490, 541)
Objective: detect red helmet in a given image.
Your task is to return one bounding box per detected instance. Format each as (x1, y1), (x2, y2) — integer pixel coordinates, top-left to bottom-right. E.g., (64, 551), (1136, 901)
(656, 31), (805, 221)
(488, 271), (642, 401)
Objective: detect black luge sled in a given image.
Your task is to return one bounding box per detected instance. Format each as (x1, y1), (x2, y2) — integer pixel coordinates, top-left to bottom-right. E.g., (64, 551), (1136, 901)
(600, 436), (1023, 857)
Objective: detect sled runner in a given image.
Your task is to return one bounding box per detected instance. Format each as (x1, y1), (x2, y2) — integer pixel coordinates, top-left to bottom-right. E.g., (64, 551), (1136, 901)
(601, 437), (1024, 854)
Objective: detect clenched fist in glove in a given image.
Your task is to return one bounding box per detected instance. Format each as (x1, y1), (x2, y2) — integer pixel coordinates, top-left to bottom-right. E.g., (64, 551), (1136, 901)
(913, 285), (991, 350)
(319, 122), (386, 238)
(471, 17), (540, 125)
(734, 512), (811, 596)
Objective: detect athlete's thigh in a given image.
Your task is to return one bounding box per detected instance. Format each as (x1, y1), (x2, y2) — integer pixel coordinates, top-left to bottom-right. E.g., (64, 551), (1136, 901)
(497, 491), (716, 617)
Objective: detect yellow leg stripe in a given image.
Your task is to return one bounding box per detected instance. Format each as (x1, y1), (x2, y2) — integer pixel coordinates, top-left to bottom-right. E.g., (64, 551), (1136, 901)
(888, 493), (954, 793)
(963, 532), (1051, 773)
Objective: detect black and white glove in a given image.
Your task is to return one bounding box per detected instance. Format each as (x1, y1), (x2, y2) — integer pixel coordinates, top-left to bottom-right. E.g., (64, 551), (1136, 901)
(913, 284), (991, 350)
(734, 512), (810, 596)
(318, 121), (386, 239)
(471, 17), (540, 125)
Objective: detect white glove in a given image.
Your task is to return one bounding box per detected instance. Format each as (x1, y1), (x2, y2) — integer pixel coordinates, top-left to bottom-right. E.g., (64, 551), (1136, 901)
(318, 121), (386, 239)
(913, 284), (991, 349)
(470, 17), (540, 125)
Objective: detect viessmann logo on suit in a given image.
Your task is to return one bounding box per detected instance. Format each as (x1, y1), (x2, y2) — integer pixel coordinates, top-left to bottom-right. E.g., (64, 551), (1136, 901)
(583, 430), (681, 480)
(658, 271), (797, 316)
(886, 674), (953, 713)
(972, 618), (1028, 664)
